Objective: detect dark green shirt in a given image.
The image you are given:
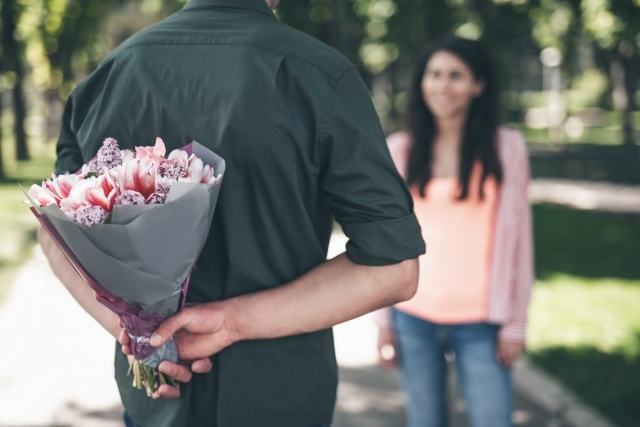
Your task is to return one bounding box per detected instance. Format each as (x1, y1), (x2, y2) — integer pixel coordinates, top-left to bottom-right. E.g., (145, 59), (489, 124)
(55, 0), (425, 425)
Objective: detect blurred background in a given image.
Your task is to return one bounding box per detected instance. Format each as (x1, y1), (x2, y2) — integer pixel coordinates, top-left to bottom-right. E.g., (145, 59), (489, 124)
(0, 0), (638, 426)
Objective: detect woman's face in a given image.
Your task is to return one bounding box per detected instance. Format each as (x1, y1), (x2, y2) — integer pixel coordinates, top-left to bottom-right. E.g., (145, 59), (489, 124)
(421, 50), (484, 121)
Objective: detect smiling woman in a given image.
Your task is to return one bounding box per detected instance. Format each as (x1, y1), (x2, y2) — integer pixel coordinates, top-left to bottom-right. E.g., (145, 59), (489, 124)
(376, 36), (533, 427)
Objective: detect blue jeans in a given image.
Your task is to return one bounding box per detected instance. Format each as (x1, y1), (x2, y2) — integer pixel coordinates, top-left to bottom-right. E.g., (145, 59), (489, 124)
(124, 412), (330, 427)
(393, 309), (512, 427)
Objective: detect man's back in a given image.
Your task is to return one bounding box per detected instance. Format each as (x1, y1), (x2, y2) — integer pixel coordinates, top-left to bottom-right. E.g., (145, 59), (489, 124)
(56, 1), (423, 425)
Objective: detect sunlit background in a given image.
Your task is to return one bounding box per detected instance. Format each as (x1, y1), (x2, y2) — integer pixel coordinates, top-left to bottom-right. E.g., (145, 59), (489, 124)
(0, 1), (639, 426)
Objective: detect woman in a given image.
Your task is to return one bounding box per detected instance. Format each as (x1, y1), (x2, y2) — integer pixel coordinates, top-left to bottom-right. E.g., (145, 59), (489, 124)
(377, 37), (534, 427)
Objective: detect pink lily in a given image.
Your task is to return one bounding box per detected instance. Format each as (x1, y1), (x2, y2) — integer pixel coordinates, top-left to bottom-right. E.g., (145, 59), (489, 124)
(29, 184), (58, 207)
(180, 158), (216, 184)
(44, 173), (79, 200)
(135, 137), (166, 159)
(167, 149), (188, 161)
(120, 149), (135, 163)
(85, 186), (117, 212)
(111, 157), (157, 200)
(59, 176), (116, 212)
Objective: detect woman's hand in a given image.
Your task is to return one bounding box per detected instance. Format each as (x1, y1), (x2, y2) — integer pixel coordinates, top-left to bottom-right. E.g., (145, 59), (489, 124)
(377, 326), (397, 368)
(496, 339), (525, 369)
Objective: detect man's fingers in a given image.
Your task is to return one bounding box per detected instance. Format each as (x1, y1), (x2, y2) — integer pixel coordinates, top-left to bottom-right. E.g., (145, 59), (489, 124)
(119, 329), (132, 355)
(118, 329), (130, 346)
(159, 361), (192, 383)
(152, 384), (180, 399)
(150, 310), (194, 347)
(191, 358), (212, 374)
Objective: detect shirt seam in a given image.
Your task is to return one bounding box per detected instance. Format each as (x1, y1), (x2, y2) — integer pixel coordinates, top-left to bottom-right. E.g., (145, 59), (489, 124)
(118, 38), (351, 82)
(316, 66), (354, 146)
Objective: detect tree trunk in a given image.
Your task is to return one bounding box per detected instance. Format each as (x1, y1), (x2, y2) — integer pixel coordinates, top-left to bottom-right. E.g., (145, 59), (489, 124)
(610, 59), (631, 145)
(0, 0), (29, 160)
(621, 54), (638, 146)
(0, 104), (5, 181)
(12, 74), (28, 160)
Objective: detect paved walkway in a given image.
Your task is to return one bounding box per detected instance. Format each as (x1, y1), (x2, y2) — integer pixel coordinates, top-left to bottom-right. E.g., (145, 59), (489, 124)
(0, 246), (553, 427)
(529, 179), (640, 214)
(1, 178), (634, 427)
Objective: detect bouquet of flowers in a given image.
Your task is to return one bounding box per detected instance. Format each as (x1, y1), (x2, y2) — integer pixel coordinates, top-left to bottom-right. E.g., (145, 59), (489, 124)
(23, 137), (225, 396)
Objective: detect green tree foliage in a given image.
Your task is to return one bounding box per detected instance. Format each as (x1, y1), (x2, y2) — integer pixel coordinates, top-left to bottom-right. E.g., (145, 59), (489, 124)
(0, 0), (183, 176)
(0, 0), (638, 172)
(581, 0), (640, 145)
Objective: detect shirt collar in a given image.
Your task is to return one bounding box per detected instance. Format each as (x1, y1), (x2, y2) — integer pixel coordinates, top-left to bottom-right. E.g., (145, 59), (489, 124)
(183, 0), (274, 17)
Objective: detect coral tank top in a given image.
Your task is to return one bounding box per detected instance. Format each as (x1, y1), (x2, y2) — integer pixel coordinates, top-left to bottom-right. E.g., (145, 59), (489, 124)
(395, 163), (498, 324)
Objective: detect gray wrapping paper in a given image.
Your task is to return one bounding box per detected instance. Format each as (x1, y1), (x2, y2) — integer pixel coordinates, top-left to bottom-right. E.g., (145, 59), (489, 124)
(26, 141), (225, 366)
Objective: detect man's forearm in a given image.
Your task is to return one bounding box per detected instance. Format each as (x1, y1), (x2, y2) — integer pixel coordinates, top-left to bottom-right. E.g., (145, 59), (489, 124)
(226, 253), (419, 342)
(38, 226), (120, 338)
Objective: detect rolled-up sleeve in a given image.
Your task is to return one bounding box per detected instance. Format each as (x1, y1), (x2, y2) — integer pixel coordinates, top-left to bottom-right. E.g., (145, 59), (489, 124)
(318, 67), (425, 266)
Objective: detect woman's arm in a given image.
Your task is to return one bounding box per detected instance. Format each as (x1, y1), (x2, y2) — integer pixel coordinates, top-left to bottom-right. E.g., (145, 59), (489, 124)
(498, 131), (534, 345)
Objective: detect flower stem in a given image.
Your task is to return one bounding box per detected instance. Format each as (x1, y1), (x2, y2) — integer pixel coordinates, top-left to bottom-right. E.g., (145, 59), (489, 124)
(134, 360), (142, 389)
(128, 358), (177, 396)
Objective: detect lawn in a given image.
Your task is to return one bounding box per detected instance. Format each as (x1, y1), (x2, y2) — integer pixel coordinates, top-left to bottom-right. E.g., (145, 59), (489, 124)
(528, 204), (640, 427)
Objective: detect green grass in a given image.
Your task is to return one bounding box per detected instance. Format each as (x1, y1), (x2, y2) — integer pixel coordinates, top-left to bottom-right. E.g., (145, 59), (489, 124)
(508, 124), (640, 145)
(528, 204), (640, 427)
(0, 137), (56, 304)
(534, 204), (640, 281)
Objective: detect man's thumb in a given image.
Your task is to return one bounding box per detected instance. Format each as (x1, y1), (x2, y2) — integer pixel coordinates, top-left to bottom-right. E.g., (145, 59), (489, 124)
(150, 313), (186, 347)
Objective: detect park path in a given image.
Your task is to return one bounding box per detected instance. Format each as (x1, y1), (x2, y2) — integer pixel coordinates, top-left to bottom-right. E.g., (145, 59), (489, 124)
(1, 178), (635, 427)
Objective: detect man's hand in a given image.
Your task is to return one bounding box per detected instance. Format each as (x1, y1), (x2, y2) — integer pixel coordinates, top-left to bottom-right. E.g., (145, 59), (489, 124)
(147, 302), (238, 361)
(120, 331), (211, 399)
(118, 302), (235, 399)
(496, 339), (525, 369)
(377, 326), (397, 368)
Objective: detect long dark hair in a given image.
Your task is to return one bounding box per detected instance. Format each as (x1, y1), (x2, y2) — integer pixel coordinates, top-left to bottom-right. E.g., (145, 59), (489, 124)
(406, 36), (502, 199)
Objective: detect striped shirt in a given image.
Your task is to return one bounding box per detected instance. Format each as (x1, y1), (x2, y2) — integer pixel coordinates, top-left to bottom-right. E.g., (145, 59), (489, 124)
(379, 127), (534, 343)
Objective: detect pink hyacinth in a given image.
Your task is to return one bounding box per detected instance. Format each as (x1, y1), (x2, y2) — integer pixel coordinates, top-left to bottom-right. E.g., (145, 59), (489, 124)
(86, 157), (101, 173)
(97, 138), (123, 170)
(84, 138), (125, 173)
(74, 205), (109, 226)
(116, 190), (146, 205)
(158, 158), (188, 180)
(146, 193), (167, 204)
